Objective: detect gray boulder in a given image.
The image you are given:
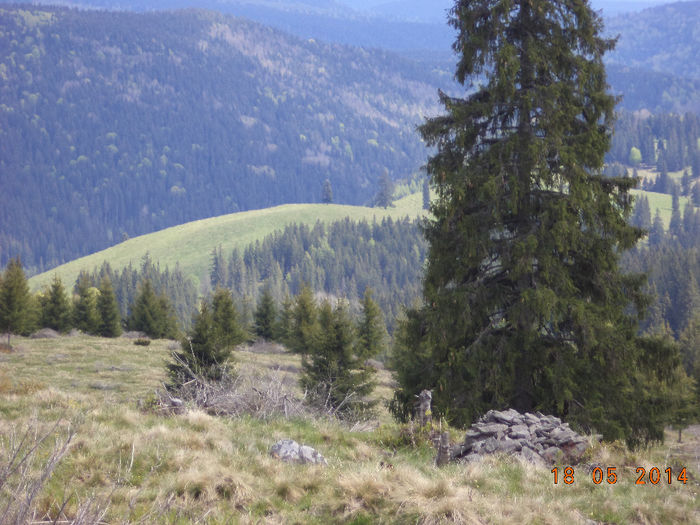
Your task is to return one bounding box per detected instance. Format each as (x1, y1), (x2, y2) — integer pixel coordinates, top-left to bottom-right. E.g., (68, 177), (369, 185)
(270, 439), (327, 466)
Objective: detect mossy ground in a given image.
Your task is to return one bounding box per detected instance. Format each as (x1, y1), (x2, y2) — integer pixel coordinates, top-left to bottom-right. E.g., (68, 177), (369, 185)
(1, 334), (698, 524)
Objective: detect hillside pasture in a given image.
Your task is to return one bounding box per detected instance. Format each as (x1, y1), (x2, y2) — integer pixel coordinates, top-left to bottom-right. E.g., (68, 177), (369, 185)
(1, 334), (698, 524)
(29, 193), (425, 292)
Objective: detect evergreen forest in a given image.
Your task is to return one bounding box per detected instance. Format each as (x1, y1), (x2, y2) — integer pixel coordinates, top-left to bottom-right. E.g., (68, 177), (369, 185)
(3, 3), (700, 273)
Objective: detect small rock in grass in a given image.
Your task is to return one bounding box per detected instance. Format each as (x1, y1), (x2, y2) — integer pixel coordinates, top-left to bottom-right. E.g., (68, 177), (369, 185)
(270, 439), (327, 466)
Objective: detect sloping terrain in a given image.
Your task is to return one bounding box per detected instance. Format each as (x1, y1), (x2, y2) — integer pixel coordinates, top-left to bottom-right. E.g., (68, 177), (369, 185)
(28, 193), (425, 291)
(0, 334), (697, 523)
(0, 5), (440, 271)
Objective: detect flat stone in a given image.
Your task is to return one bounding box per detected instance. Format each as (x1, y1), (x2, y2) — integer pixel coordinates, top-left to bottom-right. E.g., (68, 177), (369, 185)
(550, 428), (577, 443)
(492, 408), (522, 425)
(482, 437), (499, 454)
(460, 453), (483, 463)
(541, 447), (561, 463)
(519, 446), (545, 465)
(474, 423), (508, 435)
(508, 424), (531, 439)
(495, 437), (521, 454)
(523, 412), (540, 423)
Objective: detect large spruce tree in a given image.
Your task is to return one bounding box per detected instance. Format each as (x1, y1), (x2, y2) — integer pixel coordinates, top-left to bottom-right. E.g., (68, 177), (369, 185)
(393, 0), (679, 444)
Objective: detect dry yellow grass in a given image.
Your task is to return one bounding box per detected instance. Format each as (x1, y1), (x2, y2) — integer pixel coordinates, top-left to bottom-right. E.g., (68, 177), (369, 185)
(1, 334), (698, 524)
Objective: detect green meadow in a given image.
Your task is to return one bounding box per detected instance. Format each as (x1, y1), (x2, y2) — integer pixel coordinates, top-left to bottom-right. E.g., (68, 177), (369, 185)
(29, 193), (425, 292)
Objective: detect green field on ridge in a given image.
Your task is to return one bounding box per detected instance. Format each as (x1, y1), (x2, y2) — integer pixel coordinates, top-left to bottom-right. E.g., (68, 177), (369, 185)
(29, 193), (425, 292)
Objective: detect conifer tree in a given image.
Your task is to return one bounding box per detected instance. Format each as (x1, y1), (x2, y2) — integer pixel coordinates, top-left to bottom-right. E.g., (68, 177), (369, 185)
(656, 156), (670, 193)
(356, 288), (387, 361)
(290, 284), (318, 354)
(631, 195), (651, 231)
(210, 287), (246, 349)
(127, 280), (178, 339)
(374, 170), (394, 208)
(322, 178), (333, 204)
(692, 182), (700, 207)
(41, 275), (72, 333)
(422, 178), (430, 211)
(670, 186), (683, 238)
(210, 245), (227, 289)
(394, 0), (680, 444)
(254, 286), (277, 340)
(168, 301), (232, 386)
(275, 294), (294, 344)
(681, 169), (691, 196)
(0, 257), (33, 344)
(649, 210), (666, 247)
(300, 300), (376, 417)
(97, 276), (122, 337)
(73, 272), (100, 334)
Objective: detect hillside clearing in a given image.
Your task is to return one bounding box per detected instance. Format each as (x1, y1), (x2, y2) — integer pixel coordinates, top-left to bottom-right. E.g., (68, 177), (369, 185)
(29, 193), (425, 292)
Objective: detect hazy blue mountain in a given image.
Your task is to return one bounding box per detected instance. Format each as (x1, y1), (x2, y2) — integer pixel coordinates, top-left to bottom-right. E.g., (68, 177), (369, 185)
(0, 5), (444, 271)
(605, 1), (700, 80)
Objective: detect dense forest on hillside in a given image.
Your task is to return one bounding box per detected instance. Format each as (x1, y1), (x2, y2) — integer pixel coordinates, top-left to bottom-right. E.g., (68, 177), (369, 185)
(34, 217), (426, 334)
(211, 217), (426, 331)
(80, 255), (198, 327)
(0, 6), (441, 272)
(608, 111), (700, 173)
(3, 4), (700, 273)
(605, 2), (700, 81)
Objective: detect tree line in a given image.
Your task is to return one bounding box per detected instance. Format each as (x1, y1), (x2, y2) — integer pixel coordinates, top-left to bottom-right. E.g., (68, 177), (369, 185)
(607, 111), (700, 182)
(210, 217), (427, 333)
(0, 256), (193, 341)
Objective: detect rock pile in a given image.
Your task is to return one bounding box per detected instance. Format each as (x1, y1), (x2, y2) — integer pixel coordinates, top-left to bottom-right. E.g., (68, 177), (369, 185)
(451, 409), (592, 465)
(269, 439), (327, 466)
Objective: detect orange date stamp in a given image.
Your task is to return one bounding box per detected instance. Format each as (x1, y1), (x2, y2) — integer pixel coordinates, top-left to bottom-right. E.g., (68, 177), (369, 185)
(552, 466), (688, 485)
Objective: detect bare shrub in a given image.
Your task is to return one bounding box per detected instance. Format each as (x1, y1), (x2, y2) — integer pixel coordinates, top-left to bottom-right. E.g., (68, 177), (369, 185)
(156, 364), (310, 420)
(0, 420), (108, 524)
(155, 351), (378, 425)
(30, 328), (60, 339)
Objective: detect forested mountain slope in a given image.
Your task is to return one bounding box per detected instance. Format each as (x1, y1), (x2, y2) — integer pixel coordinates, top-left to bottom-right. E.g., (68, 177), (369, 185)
(3, 2), (700, 273)
(605, 2), (700, 81)
(0, 6), (441, 271)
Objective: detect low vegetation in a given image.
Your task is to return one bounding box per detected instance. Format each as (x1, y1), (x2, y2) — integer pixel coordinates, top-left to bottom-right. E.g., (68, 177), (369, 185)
(1, 334), (698, 523)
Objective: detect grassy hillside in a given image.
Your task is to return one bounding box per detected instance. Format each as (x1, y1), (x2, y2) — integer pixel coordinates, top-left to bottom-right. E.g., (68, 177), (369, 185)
(1, 334), (698, 523)
(29, 193), (425, 291)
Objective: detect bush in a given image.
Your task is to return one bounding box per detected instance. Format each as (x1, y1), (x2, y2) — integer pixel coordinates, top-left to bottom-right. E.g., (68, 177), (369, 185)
(134, 338), (151, 346)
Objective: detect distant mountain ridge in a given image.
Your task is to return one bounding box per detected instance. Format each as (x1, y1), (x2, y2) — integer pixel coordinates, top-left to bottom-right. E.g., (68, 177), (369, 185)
(605, 1), (700, 81)
(0, 5), (442, 271)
